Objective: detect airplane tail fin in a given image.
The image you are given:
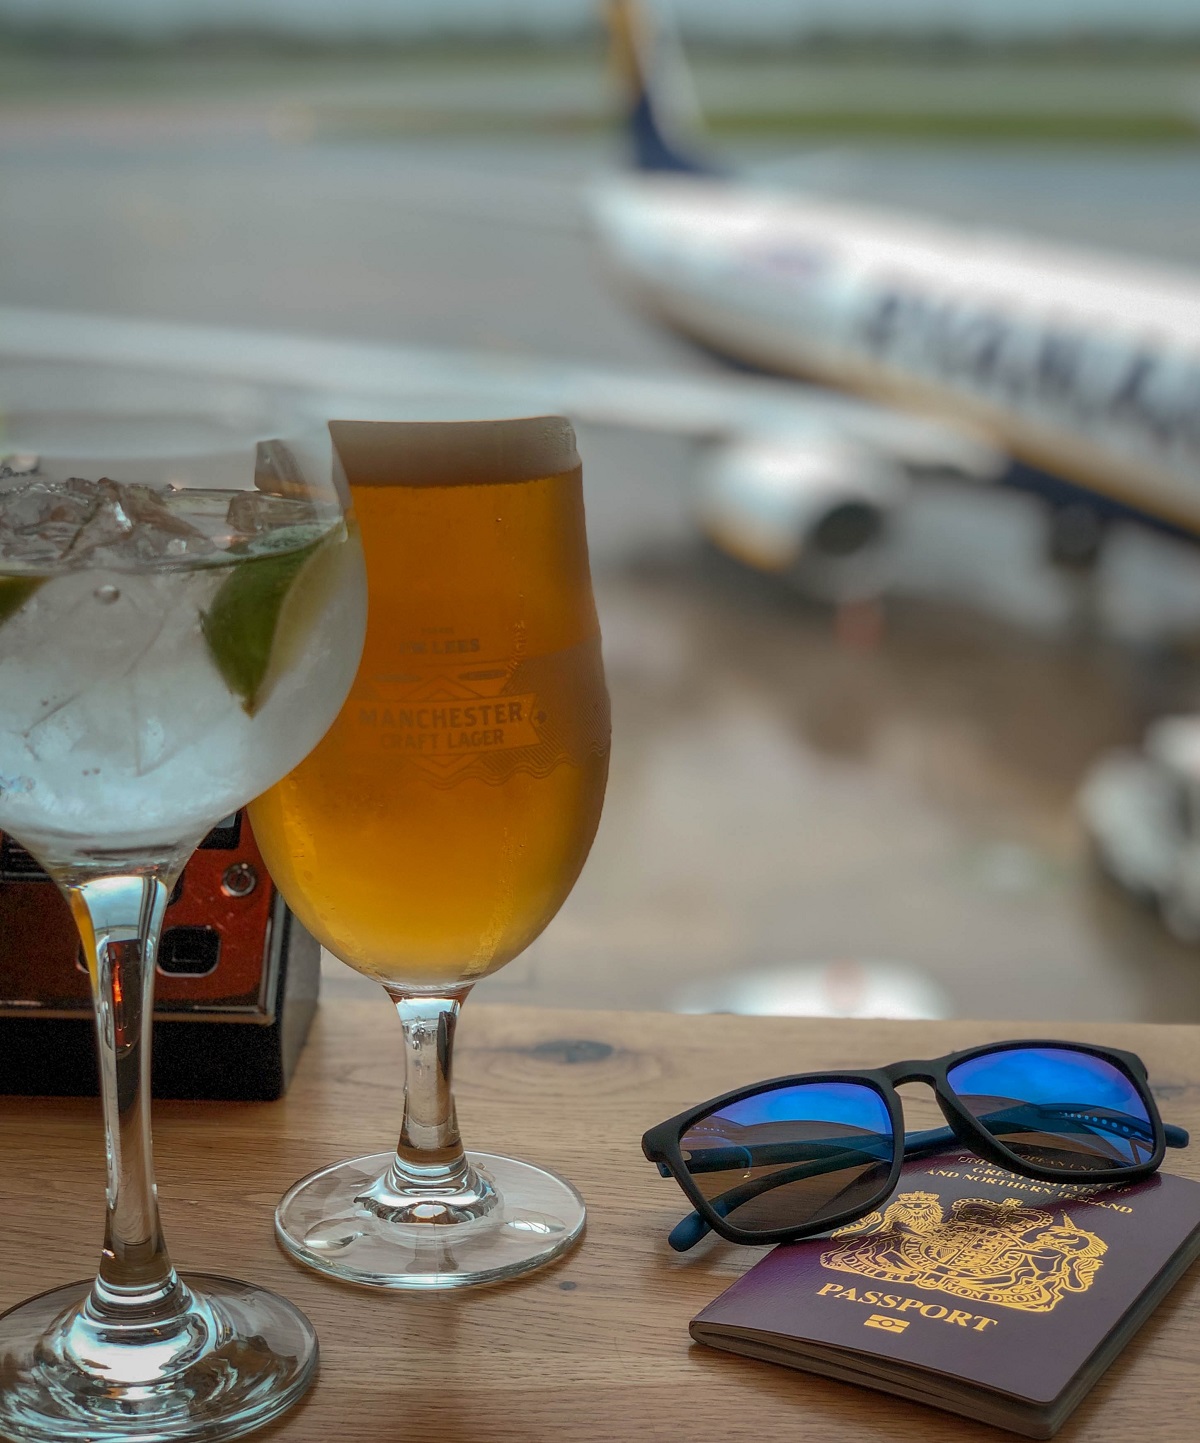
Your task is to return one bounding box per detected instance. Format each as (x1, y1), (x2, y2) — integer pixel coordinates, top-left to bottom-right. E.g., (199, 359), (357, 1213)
(604, 0), (718, 174)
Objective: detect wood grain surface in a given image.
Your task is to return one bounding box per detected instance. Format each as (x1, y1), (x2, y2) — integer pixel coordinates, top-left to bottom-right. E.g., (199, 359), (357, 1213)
(2, 1005), (1199, 1442)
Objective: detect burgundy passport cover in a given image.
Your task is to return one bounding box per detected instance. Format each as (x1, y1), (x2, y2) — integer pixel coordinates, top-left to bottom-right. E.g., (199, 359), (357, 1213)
(691, 1157), (1200, 1428)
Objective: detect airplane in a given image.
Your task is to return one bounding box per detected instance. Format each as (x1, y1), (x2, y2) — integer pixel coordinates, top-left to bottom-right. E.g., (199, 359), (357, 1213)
(591, 0), (1200, 582)
(0, 302), (1000, 601)
(9, 2), (1200, 607)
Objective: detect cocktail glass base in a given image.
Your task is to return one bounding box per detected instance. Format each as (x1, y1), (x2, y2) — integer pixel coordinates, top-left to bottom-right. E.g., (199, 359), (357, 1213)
(275, 1150), (585, 1289)
(0, 1274), (318, 1443)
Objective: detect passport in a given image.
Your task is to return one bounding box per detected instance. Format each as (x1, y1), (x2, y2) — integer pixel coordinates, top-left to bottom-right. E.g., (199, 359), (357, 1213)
(690, 1157), (1200, 1438)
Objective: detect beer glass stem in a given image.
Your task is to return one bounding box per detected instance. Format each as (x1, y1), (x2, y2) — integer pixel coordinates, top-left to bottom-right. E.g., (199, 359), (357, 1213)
(65, 872), (190, 1344)
(360, 987), (498, 1223)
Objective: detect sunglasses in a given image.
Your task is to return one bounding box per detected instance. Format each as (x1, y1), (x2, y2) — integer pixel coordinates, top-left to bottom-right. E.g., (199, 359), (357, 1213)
(642, 1040), (1190, 1251)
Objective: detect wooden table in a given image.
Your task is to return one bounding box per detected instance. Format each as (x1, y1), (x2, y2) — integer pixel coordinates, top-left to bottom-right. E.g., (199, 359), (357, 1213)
(2, 1005), (1198, 1442)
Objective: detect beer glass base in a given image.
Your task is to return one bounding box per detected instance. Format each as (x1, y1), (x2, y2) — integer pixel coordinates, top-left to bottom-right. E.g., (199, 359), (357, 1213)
(0, 1273), (318, 1443)
(275, 1150), (586, 1289)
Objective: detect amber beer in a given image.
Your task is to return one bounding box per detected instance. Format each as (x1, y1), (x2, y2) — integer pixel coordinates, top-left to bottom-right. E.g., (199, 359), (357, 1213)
(250, 417), (610, 990)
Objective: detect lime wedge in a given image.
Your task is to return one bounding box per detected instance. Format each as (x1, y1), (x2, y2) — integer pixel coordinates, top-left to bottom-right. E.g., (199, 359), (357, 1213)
(0, 575), (44, 629)
(201, 530), (331, 716)
(258, 519), (362, 706)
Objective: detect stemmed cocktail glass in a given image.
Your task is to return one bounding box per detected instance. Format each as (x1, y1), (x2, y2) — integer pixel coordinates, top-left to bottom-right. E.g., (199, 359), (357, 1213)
(250, 416), (610, 1288)
(0, 392), (366, 1440)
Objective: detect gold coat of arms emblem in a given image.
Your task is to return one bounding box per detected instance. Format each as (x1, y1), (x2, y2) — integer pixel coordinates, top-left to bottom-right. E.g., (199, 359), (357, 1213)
(822, 1191), (1107, 1313)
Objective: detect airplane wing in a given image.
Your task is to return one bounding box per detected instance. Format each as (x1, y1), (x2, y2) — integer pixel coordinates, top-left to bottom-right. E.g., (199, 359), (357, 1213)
(0, 305), (1000, 466)
(0, 305), (1005, 596)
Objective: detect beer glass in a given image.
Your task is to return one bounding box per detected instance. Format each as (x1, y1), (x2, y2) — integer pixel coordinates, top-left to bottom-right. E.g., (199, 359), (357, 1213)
(250, 416), (610, 1288)
(0, 393), (366, 1442)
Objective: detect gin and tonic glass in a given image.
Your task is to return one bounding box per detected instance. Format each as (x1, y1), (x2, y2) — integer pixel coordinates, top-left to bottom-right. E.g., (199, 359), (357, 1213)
(0, 384), (366, 1441)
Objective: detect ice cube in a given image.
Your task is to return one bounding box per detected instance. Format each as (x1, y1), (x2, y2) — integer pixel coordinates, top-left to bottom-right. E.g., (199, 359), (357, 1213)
(0, 477), (96, 564)
(255, 439), (317, 500)
(64, 479), (134, 558)
(227, 488), (317, 536)
(0, 569), (166, 752)
(0, 475), (216, 567)
(6, 477), (93, 531)
(114, 482), (215, 562)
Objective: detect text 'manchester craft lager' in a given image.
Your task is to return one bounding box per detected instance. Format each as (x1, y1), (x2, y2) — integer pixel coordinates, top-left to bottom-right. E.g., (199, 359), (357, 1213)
(250, 417), (610, 990)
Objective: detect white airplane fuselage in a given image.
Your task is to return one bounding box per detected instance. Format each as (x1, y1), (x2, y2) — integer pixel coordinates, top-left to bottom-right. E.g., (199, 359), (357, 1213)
(594, 171), (1200, 540)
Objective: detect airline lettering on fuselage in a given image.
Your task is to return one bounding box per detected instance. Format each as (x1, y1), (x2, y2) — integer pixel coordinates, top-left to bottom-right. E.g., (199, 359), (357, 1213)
(860, 285), (1200, 458)
(735, 243), (829, 285)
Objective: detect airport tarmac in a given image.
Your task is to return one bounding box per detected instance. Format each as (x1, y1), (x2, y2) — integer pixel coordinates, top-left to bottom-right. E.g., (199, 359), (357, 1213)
(5, 85), (1200, 1021)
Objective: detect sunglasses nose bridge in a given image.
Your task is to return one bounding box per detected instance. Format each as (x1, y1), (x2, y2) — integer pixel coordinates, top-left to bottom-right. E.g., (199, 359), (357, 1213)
(882, 1061), (940, 1089)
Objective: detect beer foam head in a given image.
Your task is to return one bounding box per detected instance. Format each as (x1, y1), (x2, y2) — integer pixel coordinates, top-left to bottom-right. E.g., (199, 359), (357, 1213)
(328, 416), (579, 488)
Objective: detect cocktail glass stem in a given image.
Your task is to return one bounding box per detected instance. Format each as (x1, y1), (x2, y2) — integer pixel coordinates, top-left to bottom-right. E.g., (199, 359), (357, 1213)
(61, 869), (203, 1370)
(0, 858), (319, 1439)
(355, 987), (498, 1224)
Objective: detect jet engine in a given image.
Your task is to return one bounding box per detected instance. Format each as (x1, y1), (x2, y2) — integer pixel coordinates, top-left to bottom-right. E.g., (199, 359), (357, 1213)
(694, 433), (907, 601)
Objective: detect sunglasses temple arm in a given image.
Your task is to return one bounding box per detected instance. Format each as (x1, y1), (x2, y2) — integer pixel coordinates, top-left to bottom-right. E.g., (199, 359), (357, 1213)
(974, 1104), (1189, 1150)
(876, 1115), (1188, 1158)
(909, 1120), (1189, 1151)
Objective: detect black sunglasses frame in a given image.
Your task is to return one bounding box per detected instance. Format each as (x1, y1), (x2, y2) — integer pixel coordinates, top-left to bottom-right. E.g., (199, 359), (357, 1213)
(642, 1038), (1173, 1249)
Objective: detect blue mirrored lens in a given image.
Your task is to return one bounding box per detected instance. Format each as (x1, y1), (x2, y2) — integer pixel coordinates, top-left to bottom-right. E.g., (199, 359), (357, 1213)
(680, 1081), (894, 1235)
(947, 1046), (1155, 1171)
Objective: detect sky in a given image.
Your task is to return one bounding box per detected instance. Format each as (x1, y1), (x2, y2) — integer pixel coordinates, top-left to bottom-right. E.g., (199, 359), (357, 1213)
(2, 1), (1199, 41)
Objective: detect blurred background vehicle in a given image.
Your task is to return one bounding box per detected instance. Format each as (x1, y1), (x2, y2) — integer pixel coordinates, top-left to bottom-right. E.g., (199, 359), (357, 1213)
(5, 0), (1200, 1022)
(1083, 716), (1200, 944)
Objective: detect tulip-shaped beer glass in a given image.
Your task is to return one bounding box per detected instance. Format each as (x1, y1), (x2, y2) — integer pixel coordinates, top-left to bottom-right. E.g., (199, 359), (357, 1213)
(0, 398), (366, 1442)
(250, 417), (610, 1288)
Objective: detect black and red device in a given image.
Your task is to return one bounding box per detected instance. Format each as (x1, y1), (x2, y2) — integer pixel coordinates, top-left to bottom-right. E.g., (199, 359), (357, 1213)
(0, 811), (319, 1099)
